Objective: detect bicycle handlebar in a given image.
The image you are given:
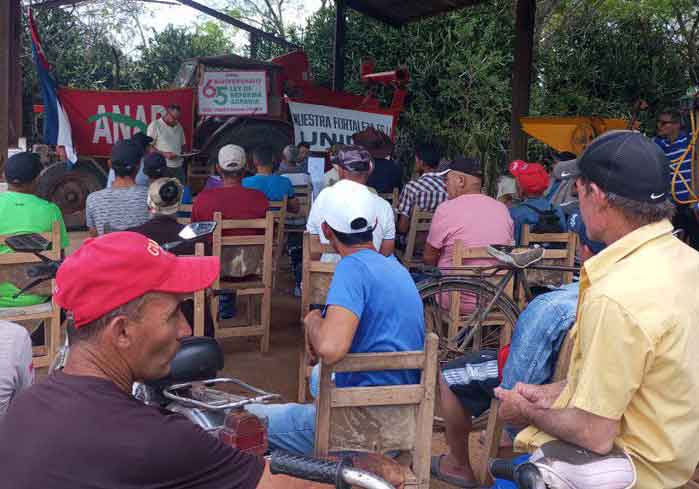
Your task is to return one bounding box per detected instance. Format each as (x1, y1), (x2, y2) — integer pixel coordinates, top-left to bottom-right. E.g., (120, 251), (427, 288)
(270, 452), (395, 489)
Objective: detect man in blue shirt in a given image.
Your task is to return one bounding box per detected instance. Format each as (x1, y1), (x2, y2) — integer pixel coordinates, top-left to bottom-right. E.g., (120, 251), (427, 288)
(430, 214), (604, 488)
(245, 180), (425, 455)
(508, 160), (566, 244)
(653, 108), (698, 249)
(244, 146), (300, 213)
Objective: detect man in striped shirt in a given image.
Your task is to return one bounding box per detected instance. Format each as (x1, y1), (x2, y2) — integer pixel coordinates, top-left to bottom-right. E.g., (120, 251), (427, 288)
(396, 143), (447, 234)
(654, 108), (698, 248)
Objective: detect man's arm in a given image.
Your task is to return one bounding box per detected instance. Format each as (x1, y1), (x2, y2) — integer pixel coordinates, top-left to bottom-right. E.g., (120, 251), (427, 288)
(395, 186), (413, 234)
(379, 239), (395, 257)
(397, 214), (411, 234)
(15, 330), (34, 393)
(422, 242), (440, 266)
(305, 306), (359, 366)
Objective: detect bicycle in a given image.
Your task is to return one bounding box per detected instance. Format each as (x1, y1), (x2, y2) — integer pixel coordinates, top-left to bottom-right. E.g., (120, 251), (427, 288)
(415, 245), (579, 360)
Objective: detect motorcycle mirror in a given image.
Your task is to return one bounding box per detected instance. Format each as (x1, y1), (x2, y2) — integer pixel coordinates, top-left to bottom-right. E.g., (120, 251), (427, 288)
(178, 221), (216, 241)
(5, 233), (52, 254)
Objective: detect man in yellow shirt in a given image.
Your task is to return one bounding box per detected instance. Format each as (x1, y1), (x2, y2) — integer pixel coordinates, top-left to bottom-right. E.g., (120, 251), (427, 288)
(147, 104), (186, 183)
(495, 131), (699, 489)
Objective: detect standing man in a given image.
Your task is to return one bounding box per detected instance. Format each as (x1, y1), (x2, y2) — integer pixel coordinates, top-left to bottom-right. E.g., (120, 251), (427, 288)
(653, 108), (698, 248)
(496, 131), (699, 489)
(396, 143), (447, 234)
(148, 104), (186, 184)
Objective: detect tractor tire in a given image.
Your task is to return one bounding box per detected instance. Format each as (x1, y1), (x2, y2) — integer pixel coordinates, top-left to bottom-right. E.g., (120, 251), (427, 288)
(37, 158), (107, 231)
(206, 119), (293, 167)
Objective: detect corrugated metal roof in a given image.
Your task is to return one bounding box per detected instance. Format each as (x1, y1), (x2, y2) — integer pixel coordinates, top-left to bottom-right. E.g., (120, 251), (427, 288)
(346, 0), (486, 26)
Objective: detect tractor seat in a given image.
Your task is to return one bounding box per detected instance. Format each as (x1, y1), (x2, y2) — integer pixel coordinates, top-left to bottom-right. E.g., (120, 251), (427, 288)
(147, 336), (224, 389)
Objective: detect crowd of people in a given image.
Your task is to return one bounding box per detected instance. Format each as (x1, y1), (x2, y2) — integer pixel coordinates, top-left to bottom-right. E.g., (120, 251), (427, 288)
(0, 107), (698, 489)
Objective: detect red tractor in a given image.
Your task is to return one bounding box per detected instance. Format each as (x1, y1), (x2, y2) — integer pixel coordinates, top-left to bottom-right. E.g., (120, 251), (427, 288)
(37, 50), (408, 227)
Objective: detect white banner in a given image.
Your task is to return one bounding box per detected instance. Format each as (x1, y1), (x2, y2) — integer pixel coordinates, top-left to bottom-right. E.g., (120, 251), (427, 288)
(288, 101), (394, 152)
(198, 71), (268, 116)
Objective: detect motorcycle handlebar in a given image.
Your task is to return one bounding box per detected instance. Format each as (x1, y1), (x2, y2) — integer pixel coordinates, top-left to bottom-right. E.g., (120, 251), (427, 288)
(270, 452), (394, 489)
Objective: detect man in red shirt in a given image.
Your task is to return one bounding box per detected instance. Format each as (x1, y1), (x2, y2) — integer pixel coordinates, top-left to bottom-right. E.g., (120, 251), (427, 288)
(193, 144), (268, 278)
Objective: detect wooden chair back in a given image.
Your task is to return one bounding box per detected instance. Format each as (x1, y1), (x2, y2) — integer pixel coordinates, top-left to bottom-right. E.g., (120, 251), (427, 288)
(211, 211), (274, 352)
(298, 232), (336, 402)
(187, 159), (211, 194)
(268, 197), (288, 288)
(176, 204), (194, 225)
(286, 184), (312, 227)
(182, 242), (207, 337)
(0, 221), (62, 368)
(521, 225), (577, 285)
(378, 188), (399, 213)
(397, 208), (433, 267)
(314, 333), (439, 489)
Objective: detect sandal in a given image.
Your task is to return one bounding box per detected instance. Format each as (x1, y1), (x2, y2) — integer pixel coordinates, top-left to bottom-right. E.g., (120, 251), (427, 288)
(430, 455), (480, 488)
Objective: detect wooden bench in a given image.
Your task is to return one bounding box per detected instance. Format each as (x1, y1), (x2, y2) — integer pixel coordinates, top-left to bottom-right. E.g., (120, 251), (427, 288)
(0, 222), (62, 369)
(315, 333), (439, 489)
(211, 211), (274, 352)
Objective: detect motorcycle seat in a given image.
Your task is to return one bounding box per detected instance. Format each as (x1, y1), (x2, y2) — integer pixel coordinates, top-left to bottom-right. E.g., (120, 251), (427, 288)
(146, 336), (224, 389)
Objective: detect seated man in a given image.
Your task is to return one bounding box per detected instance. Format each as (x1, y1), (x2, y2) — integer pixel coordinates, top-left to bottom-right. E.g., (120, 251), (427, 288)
(143, 153), (193, 206)
(396, 142), (447, 234)
(86, 140), (150, 236)
(431, 214), (604, 488)
(508, 160), (566, 244)
(243, 145), (300, 213)
(106, 132), (153, 188)
(0, 232), (317, 489)
(246, 182), (425, 455)
(307, 145), (396, 262)
(495, 132), (699, 488)
(278, 144), (306, 174)
(193, 144), (268, 278)
(353, 127), (402, 194)
(0, 152), (69, 308)
(0, 320), (34, 417)
(423, 156), (513, 269)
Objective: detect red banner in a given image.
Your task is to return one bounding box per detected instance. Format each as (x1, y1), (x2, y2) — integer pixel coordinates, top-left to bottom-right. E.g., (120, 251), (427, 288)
(58, 87), (195, 158)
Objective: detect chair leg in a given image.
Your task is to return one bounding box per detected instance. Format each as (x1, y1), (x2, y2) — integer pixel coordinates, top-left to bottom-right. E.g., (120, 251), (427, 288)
(261, 289), (271, 353)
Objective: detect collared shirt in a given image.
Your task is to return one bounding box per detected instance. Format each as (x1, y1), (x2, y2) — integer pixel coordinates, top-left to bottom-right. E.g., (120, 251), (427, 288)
(654, 131), (695, 204)
(396, 171), (447, 217)
(514, 220), (699, 489)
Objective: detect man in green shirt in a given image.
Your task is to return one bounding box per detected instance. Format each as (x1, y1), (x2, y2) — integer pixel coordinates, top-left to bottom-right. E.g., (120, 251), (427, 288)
(0, 152), (69, 307)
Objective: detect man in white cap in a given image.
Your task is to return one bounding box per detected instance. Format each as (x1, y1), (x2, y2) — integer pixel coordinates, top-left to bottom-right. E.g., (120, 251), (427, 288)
(245, 181), (425, 456)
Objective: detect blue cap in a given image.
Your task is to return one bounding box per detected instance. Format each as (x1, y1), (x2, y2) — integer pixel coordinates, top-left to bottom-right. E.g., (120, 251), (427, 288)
(568, 212), (606, 254)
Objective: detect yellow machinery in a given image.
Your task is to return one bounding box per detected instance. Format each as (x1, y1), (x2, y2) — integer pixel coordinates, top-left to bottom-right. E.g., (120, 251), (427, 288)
(519, 116), (628, 156)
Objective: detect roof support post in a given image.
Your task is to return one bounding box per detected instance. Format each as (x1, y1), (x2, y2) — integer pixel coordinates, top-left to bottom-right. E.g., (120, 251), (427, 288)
(510, 0), (536, 162)
(333, 0), (347, 92)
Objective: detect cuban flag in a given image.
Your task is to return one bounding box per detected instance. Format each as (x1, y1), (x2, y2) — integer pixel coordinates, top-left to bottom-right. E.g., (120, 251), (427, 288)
(29, 8), (77, 164)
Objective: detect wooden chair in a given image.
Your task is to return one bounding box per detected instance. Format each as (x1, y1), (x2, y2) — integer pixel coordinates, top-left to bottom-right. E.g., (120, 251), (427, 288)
(0, 221), (62, 369)
(519, 225), (577, 308)
(187, 159), (211, 194)
(298, 232), (336, 402)
(472, 329), (575, 485)
(211, 211), (274, 352)
(268, 197), (288, 289)
(176, 203), (194, 225)
(314, 332), (439, 489)
(396, 208), (434, 268)
(286, 184), (312, 232)
(378, 188), (400, 213)
(183, 242), (207, 337)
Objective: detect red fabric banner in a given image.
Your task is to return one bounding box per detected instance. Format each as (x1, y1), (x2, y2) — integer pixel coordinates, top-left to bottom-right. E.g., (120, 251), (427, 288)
(58, 87), (195, 158)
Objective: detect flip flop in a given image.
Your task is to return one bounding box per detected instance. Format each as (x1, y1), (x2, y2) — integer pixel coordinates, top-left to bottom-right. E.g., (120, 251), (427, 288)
(430, 454), (480, 488)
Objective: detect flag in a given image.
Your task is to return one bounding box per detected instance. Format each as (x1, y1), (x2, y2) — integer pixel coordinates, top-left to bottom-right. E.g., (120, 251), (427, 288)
(29, 8), (77, 164)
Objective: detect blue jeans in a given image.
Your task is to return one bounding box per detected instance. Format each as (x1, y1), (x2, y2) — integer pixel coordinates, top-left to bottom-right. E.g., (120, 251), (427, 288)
(245, 364), (321, 455)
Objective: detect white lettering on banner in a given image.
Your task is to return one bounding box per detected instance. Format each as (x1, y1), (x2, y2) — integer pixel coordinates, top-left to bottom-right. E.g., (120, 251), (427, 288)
(92, 104), (166, 145)
(198, 71), (268, 116)
(288, 102), (394, 152)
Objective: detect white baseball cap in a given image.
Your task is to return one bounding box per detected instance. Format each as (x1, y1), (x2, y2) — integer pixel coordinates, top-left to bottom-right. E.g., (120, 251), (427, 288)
(218, 144), (246, 171)
(322, 180), (378, 234)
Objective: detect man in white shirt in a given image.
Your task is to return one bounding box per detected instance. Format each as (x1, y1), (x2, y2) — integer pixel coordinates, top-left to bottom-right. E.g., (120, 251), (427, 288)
(0, 321), (34, 417)
(307, 145), (395, 262)
(147, 104), (186, 183)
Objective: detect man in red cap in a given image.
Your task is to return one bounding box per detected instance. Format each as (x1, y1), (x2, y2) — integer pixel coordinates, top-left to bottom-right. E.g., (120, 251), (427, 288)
(508, 160), (566, 244)
(0, 232), (309, 489)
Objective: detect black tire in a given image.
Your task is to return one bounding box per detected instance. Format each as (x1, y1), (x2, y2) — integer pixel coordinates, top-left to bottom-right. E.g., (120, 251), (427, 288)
(417, 277), (520, 361)
(37, 159), (107, 231)
(206, 119), (293, 169)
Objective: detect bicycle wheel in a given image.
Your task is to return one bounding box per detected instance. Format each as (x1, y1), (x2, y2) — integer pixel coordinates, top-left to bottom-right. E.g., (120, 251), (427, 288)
(418, 276), (520, 361)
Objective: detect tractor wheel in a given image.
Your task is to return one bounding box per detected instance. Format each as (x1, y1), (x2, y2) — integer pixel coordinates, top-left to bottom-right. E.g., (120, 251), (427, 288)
(37, 158), (107, 231)
(207, 119), (293, 168)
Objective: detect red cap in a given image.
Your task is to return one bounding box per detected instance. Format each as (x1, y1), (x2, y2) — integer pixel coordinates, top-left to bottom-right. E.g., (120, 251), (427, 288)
(509, 160), (549, 195)
(55, 232), (220, 328)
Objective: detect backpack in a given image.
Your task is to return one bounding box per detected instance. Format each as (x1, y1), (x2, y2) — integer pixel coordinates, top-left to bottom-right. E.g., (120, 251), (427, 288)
(522, 203), (565, 234)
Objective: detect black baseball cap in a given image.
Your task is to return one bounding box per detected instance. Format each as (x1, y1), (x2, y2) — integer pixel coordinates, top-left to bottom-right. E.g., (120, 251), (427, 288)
(5, 152), (43, 184)
(131, 132), (154, 154)
(561, 131), (670, 203)
(143, 152), (167, 179)
(111, 139), (141, 171)
(437, 155), (482, 178)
